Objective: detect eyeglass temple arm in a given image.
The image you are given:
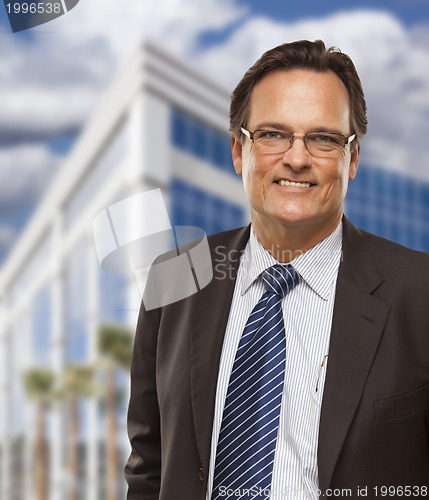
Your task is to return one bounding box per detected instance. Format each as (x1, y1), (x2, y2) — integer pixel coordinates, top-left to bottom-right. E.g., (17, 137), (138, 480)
(240, 127), (252, 140)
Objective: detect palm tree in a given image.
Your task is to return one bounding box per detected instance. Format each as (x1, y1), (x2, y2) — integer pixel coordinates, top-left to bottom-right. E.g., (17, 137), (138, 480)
(98, 323), (133, 500)
(57, 364), (97, 500)
(23, 368), (55, 500)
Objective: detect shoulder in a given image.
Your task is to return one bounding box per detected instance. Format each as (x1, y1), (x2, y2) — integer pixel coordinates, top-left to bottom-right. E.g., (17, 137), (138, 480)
(360, 228), (429, 275)
(206, 225), (250, 262)
(341, 217), (429, 297)
(207, 225), (250, 247)
(141, 225), (250, 312)
(343, 217), (429, 271)
(344, 221), (429, 298)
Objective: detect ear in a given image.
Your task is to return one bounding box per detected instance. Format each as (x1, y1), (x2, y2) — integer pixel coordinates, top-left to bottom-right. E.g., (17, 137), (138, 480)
(348, 145), (360, 181)
(231, 137), (243, 175)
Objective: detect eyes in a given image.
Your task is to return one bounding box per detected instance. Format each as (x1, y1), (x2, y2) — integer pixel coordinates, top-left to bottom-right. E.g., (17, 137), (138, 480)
(313, 134), (341, 144)
(240, 126), (355, 157)
(311, 134), (343, 147)
(256, 130), (342, 146)
(258, 131), (286, 140)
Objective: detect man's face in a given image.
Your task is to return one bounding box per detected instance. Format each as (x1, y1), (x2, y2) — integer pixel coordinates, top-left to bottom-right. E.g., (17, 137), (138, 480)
(232, 69), (359, 238)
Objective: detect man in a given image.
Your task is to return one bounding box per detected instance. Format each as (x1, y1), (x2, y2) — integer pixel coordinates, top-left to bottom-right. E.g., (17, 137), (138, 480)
(125, 40), (429, 499)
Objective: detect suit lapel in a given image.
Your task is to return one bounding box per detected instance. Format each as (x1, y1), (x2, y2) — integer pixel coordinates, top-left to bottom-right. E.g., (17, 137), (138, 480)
(188, 226), (251, 471)
(318, 218), (391, 491)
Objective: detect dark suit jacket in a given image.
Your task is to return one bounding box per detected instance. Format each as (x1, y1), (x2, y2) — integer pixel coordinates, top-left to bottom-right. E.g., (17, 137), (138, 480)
(125, 217), (429, 499)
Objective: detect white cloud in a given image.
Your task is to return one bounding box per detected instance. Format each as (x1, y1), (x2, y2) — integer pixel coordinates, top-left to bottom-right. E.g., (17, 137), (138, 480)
(53, 0), (246, 57)
(0, 33), (114, 140)
(0, 0), (246, 138)
(0, 143), (60, 208)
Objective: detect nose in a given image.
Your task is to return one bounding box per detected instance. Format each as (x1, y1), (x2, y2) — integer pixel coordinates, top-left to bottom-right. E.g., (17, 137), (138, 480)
(282, 136), (311, 170)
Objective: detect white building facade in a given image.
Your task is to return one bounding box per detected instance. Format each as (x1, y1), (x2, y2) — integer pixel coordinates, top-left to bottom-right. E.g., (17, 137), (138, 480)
(0, 41), (248, 500)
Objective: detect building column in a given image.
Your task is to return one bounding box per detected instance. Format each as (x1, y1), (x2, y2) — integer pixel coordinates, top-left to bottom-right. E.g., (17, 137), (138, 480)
(50, 214), (65, 500)
(0, 301), (11, 500)
(87, 231), (99, 500)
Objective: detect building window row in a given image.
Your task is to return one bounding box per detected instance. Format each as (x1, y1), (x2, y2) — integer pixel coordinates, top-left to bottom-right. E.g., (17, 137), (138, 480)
(169, 177), (246, 236)
(171, 108), (235, 174)
(346, 164), (429, 252)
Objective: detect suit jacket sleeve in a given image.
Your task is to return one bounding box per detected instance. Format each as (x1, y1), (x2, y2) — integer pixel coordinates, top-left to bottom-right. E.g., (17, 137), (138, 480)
(125, 302), (162, 500)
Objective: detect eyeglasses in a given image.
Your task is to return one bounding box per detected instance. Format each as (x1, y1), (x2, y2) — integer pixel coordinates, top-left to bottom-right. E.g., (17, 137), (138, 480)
(240, 127), (356, 157)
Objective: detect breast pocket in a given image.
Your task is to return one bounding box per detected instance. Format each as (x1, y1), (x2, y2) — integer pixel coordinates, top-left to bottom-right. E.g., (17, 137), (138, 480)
(375, 382), (429, 423)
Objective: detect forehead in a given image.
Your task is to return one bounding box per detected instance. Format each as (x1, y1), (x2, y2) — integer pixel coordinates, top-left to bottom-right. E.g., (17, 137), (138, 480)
(248, 69), (351, 131)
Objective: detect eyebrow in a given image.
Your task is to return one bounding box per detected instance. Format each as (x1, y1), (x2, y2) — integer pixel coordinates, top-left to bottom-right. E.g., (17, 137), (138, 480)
(253, 122), (346, 135)
(253, 122), (290, 131)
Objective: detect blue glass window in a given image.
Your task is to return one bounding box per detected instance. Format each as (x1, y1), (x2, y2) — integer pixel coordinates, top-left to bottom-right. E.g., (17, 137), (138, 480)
(171, 109), (189, 149)
(388, 172), (402, 200)
(345, 163), (429, 252)
(191, 123), (209, 160)
(169, 178), (246, 236)
(171, 108), (234, 175)
(422, 186), (429, 207)
(99, 270), (127, 325)
(212, 131), (228, 169)
(423, 230), (429, 251)
(404, 178), (416, 206)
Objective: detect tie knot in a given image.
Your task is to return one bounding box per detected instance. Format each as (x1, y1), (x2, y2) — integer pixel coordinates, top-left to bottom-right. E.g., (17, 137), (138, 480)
(262, 264), (300, 297)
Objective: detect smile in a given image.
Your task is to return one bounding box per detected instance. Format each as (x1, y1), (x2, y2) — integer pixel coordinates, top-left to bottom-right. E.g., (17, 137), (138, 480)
(276, 180), (313, 188)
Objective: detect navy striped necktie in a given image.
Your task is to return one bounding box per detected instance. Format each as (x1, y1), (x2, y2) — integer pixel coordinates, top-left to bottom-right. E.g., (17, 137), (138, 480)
(211, 264), (301, 500)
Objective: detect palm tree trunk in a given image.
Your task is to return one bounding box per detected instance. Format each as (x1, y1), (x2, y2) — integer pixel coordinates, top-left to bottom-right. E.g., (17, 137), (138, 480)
(35, 403), (47, 500)
(106, 366), (118, 500)
(68, 396), (79, 500)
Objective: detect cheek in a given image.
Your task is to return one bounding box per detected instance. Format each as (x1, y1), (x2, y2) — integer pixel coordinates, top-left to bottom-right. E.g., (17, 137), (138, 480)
(321, 162), (349, 197)
(242, 154), (266, 188)
(241, 152), (279, 201)
(335, 164), (353, 197)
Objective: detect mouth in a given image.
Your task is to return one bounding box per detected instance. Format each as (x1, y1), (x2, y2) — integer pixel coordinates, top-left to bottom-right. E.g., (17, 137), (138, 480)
(275, 179), (314, 188)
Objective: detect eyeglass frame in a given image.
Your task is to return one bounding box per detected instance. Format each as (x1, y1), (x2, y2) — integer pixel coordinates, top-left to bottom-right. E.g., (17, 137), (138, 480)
(240, 126), (356, 156)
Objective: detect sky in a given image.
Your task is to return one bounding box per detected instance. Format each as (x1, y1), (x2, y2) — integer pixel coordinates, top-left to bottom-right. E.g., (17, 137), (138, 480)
(0, 0), (428, 265)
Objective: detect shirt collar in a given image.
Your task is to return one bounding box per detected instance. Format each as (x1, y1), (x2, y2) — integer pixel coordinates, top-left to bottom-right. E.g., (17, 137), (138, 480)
(241, 222), (343, 301)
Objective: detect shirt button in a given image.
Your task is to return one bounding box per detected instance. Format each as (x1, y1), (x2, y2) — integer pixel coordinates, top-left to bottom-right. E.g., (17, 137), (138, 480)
(198, 467), (205, 482)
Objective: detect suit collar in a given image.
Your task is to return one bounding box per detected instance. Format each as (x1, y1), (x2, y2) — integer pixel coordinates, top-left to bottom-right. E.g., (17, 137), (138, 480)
(337, 216), (385, 295)
(242, 223), (343, 301)
(318, 216), (391, 491)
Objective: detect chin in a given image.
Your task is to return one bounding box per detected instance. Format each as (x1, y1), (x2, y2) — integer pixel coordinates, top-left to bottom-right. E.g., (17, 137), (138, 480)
(270, 210), (312, 227)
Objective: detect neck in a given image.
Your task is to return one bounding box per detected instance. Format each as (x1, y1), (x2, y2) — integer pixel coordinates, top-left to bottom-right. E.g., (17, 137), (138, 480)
(251, 213), (342, 263)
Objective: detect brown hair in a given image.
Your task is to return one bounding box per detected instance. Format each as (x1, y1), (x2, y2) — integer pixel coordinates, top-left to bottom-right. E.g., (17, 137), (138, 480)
(230, 39), (367, 150)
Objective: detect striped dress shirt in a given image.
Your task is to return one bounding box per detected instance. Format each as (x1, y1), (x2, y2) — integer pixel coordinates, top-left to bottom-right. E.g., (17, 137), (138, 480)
(206, 222), (343, 500)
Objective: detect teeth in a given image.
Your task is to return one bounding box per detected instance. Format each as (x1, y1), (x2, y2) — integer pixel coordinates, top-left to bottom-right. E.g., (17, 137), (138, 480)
(278, 180), (312, 188)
